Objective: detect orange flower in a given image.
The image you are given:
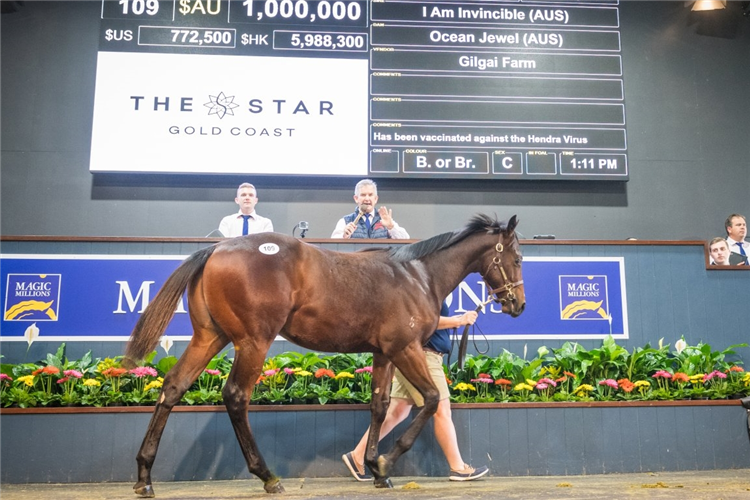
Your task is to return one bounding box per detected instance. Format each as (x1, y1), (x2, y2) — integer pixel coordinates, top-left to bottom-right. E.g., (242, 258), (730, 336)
(728, 366), (745, 373)
(555, 376), (567, 383)
(41, 366), (60, 375)
(256, 375), (266, 385)
(494, 378), (512, 386)
(445, 374), (452, 385)
(102, 367), (127, 378)
(314, 368), (335, 379)
(32, 368), (44, 376)
(563, 371), (577, 379)
(618, 379), (635, 393)
(672, 372), (689, 383)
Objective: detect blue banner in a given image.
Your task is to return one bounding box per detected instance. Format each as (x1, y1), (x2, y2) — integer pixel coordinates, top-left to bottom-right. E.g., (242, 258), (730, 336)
(1, 255), (627, 341)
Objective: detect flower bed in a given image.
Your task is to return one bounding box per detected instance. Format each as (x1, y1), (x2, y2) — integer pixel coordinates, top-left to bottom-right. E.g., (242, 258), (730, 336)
(1, 336), (748, 408)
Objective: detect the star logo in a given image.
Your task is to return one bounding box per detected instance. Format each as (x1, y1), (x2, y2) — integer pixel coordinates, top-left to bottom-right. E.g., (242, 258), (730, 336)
(204, 92), (239, 119)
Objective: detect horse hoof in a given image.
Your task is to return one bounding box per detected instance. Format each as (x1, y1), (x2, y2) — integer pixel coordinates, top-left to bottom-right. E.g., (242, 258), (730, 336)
(374, 477), (393, 489)
(134, 484), (155, 498)
(264, 479), (285, 494)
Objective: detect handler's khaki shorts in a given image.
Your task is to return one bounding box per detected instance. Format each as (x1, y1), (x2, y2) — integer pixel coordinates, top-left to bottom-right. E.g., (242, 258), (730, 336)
(390, 350), (450, 407)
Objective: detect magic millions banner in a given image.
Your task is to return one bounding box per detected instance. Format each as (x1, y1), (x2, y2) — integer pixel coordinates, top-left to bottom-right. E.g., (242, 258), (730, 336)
(1, 255), (627, 341)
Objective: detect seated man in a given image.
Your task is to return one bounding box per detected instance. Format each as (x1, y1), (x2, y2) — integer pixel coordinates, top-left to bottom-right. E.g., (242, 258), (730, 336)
(218, 183), (273, 237)
(708, 237), (731, 266)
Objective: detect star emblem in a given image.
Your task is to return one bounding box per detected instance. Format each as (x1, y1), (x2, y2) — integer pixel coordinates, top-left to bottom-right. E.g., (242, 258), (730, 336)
(204, 92), (239, 119)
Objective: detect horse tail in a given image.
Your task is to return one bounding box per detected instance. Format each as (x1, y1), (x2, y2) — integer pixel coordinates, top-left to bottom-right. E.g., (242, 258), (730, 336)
(124, 245), (216, 366)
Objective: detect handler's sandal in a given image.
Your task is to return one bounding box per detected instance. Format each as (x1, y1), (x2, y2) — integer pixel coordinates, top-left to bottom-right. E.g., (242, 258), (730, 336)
(342, 452), (372, 481)
(449, 464), (489, 482)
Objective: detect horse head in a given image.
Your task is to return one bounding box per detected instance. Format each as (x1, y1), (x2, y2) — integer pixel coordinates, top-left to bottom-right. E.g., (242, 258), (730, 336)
(479, 214), (526, 317)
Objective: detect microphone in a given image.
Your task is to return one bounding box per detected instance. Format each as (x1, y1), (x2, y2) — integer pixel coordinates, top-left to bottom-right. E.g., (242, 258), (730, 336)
(293, 221), (309, 238)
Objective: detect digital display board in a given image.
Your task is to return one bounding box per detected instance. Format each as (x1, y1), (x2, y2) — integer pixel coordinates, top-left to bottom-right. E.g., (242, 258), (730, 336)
(91, 0), (628, 180)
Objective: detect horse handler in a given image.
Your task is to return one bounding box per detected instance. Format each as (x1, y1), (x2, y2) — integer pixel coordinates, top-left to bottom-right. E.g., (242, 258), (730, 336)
(343, 302), (489, 483)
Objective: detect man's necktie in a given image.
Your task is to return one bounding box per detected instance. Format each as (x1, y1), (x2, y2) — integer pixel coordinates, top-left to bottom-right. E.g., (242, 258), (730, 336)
(242, 215), (252, 236)
(737, 242), (747, 257)
(365, 213), (371, 234)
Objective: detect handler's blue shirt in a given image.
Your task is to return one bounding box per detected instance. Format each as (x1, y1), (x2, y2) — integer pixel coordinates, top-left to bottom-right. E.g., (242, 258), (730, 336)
(424, 302), (451, 355)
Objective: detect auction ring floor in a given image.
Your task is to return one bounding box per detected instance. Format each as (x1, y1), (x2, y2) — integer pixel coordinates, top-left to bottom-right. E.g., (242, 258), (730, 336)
(2, 469), (749, 500)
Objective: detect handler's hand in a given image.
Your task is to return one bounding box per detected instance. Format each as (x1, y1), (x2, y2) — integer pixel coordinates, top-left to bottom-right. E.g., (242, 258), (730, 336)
(458, 311), (478, 326)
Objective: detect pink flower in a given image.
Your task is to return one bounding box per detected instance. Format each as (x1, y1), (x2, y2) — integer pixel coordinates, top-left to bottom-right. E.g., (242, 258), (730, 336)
(283, 368), (295, 375)
(355, 366), (373, 373)
(264, 369), (279, 377)
(652, 370), (672, 379)
(702, 371), (726, 382)
(0, 374), (12, 382)
(204, 369), (221, 376)
(129, 366), (158, 378)
(536, 383), (549, 390)
(599, 379), (618, 389)
(471, 377), (493, 384)
(64, 370), (83, 379)
(538, 378), (557, 387)
(57, 377), (69, 384)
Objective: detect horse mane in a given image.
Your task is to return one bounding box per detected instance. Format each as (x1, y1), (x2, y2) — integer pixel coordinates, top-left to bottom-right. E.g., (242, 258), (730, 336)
(388, 213), (505, 262)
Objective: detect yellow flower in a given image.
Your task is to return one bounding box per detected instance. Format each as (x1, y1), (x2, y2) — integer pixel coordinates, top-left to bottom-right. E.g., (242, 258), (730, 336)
(335, 372), (355, 380)
(633, 380), (651, 388)
(514, 383), (534, 392)
(296, 370), (312, 377)
(742, 373), (750, 387)
(574, 384), (594, 394)
(525, 379), (537, 387)
(17, 375), (35, 387)
(144, 380), (163, 391)
(83, 379), (101, 387)
(454, 383), (476, 391)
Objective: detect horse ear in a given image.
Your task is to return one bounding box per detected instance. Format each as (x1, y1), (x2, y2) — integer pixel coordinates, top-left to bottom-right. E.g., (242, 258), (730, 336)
(507, 215), (519, 233)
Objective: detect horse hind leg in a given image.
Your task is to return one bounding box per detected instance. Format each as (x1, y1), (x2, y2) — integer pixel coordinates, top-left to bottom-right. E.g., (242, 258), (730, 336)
(363, 353), (396, 489)
(134, 332), (228, 498)
(376, 346), (440, 485)
(222, 339), (284, 494)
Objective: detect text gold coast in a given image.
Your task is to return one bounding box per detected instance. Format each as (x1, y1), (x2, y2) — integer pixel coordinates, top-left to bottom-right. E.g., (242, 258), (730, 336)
(168, 126), (296, 137)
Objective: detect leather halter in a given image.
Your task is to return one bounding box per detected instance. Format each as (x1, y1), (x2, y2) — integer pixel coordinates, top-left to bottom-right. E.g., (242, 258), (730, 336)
(457, 233), (524, 370)
(482, 239), (524, 305)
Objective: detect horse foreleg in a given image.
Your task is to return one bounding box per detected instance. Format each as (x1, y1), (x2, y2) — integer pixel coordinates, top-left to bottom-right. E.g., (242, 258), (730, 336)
(222, 342), (284, 494)
(364, 354), (395, 488)
(134, 337), (226, 498)
(377, 346), (440, 482)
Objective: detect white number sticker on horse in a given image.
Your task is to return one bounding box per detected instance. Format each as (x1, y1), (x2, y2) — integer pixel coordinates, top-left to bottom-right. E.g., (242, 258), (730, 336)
(259, 243), (280, 255)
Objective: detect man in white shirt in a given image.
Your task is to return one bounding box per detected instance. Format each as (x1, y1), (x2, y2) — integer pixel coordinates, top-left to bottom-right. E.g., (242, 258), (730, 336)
(331, 179), (409, 239)
(218, 183), (274, 237)
(724, 213), (749, 265)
